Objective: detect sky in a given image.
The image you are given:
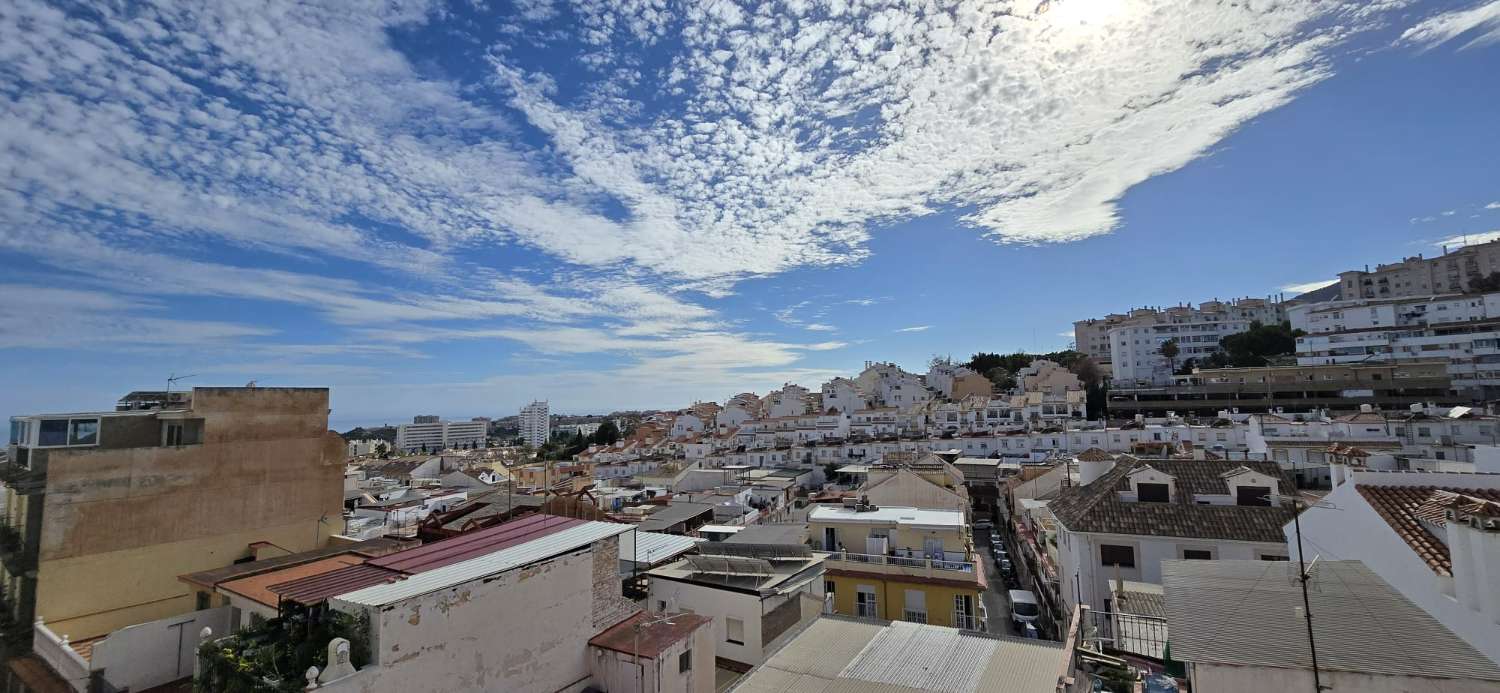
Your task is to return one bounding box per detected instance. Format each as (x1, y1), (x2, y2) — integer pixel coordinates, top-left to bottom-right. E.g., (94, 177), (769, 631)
(2, 0), (1499, 430)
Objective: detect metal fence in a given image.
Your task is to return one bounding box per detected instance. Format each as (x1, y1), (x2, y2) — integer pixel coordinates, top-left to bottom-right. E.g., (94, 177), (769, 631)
(1081, 608), (1169, 660)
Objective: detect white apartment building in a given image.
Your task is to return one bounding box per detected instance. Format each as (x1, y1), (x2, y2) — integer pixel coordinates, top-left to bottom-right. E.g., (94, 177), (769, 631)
(520, 400), (549, 447)
(854, 362), (931, 408)
(1338, 238), (1500, 300)
(393, 418), (487, 453)
(820, 377), (869, 413)
(764, 384), (811, 418)
(1291, 291), (1500, 394)
(1077, 297), (1287, 367)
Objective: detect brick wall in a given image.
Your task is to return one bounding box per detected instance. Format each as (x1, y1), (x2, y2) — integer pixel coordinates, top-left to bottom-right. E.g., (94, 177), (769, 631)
(591, 535), (638, 631)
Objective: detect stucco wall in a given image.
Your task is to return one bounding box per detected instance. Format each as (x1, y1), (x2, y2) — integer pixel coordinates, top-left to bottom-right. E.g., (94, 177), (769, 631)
(326, 546), (620, 693)
(1291, 479), (1500, 665)
(825, 574), (981, 628)
(647, 580), (766, 667)
(1192, 662), (1500, 693)
(1063, 530), (1285, 612)
(588, 619), (713, 693)
(35, 387), (344, 639)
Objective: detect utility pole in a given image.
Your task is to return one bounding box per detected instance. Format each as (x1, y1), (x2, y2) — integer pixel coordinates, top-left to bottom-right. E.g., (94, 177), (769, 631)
(1289, 484), (1324, 691)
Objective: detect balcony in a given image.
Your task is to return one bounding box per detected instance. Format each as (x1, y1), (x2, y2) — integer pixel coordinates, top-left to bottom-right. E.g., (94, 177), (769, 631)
(817, 551), (980, 582)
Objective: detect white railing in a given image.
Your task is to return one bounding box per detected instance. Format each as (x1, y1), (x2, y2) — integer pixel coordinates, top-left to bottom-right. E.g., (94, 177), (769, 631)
(818, 551), (975, 574)
(33, 619), (90, 692)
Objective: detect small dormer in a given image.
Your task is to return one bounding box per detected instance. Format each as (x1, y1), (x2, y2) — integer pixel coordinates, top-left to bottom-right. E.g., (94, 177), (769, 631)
(1124, 465), (1176, 503)
(1222, 466), (1281, 506)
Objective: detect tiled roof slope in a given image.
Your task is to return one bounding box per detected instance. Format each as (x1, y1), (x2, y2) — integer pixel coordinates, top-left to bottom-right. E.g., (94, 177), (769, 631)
(1356, 485), (1500, 577)
(1050, 457), (1294, 543)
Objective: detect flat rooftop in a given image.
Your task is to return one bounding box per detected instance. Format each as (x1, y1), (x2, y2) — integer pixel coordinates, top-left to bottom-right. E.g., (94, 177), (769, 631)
(734, 616), (1069, 693)
(809, 505), (965, 529)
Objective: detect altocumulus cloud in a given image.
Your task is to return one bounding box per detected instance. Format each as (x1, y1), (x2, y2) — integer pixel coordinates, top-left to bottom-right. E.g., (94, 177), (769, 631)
(0, 0), (1461, 410)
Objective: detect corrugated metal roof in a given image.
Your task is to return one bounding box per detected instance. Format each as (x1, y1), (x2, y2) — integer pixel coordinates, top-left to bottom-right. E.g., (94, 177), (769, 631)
(371, 513), (587, 573)
(1162, 559), (1500, 681)
(269, 564), (404, 605)
(619, 531), (701, 566)
(731, 616), (1067, 693)
(333, 520), (634, 607)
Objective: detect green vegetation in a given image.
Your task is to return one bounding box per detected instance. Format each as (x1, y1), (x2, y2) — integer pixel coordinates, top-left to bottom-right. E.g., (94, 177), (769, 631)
(1210, 321), (1305, 367)
(196, 609), (370, 693)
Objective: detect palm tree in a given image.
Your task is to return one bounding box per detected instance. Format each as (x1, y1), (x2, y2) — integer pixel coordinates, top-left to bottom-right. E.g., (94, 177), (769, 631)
(1158, 339), (1180, 375)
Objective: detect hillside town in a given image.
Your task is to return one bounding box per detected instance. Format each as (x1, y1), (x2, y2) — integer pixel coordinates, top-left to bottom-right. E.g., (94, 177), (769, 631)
(2, 239), (1499, 693)
(4, 1), (1500, 691)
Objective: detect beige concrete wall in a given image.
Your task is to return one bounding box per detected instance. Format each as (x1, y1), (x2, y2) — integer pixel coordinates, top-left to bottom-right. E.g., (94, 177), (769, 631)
(35, 387), (343, 639)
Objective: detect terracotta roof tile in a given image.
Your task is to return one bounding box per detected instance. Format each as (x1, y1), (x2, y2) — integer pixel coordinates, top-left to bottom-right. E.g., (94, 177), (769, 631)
(1050, 457), (1294, 543)
(1356, 484), (1500, 576)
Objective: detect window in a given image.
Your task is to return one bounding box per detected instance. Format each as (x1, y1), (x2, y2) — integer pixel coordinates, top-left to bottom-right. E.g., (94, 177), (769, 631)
(68, 419), (99, 445)
(726, 617), (745, 645)
(953, 594), (976, 630)
(37, 419), (68, 446)
(1236, 486), (1272, 507)
(679, 649), (692, 673)
(195, 592), (211, 610)
(856, 586), (879, 619)
(1101, 544), (1135, 568)
(165, 423), (184, 447)
(1183, 549), (1213, 560)
(903, 590), (927, 624)
(1260, 554), (1290, 561)
(825, 580), (835, 595)
(1137, 483), (1169, 503)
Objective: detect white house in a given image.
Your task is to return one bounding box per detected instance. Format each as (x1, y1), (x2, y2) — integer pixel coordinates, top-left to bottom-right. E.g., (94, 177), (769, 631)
(819, 377), (869, 413)
(1289, 449), (1500, 665)
(1050, 450), (1294, 616)
(645, 544), (826, 668)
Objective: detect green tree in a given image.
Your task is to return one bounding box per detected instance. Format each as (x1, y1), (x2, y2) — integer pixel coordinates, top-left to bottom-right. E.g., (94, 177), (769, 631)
(1471, 272), (1500, 293)
(592, 420), (621, 446)
(1158, 339), (1180, 373)
(1218, 321), (1305, 367)
(1070, 357), (1103, 388)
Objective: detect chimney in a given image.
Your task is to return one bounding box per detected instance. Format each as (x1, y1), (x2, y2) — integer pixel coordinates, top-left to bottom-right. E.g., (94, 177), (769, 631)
(1444, 500), (1500, 624)
(1360, 404), (1373, 413)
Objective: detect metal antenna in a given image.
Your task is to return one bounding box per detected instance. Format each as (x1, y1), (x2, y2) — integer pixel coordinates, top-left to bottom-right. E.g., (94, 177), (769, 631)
(166, 373), (197, 394)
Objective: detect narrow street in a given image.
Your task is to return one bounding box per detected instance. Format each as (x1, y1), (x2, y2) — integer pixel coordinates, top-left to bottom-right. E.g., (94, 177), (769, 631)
(975, 525), (1017, 637)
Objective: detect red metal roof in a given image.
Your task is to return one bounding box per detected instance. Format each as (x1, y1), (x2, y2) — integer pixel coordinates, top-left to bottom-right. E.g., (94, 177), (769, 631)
(589, 611), (711, 659)
(269, 514), (591, 605)
(368, 514), (588, 574)
(269, 564), (405, 606)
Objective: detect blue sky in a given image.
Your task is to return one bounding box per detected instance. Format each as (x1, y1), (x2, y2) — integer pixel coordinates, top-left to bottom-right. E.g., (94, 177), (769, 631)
(2, 0), (1499, 429)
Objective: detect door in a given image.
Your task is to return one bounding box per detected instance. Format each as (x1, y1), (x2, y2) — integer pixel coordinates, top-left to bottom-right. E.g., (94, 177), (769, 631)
(923, 537), (944, 561)
(824, 527), (837, 551)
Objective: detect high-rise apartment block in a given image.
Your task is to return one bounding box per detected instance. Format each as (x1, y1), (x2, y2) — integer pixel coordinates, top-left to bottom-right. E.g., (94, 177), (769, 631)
(520, 400), (550, 447)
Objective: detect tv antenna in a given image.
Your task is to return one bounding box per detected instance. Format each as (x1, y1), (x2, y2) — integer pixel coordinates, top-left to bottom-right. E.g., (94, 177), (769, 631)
(166, 373), (197, 394)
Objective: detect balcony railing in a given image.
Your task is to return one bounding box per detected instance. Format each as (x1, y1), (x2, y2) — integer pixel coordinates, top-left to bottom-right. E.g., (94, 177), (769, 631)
(818, 550), (976, 576)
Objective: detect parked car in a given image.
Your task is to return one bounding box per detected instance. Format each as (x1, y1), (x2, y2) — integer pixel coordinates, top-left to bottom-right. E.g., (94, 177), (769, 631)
(974, 519), (993, 530)
(1009, 589), (1041, 630)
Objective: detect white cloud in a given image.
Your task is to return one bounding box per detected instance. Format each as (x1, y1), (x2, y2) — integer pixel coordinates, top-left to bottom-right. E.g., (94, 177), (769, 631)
(1280, 279), (1337, 294)
(895, 325), (932, 333)
(1435, 230), (1500, 249)
(1399, 1), (1500, 51)
(803, 323), (837, 332)
(1487, 201), (1500, 210)
(0, 284), (274, 349)
(1442, 210), (1458, 216)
